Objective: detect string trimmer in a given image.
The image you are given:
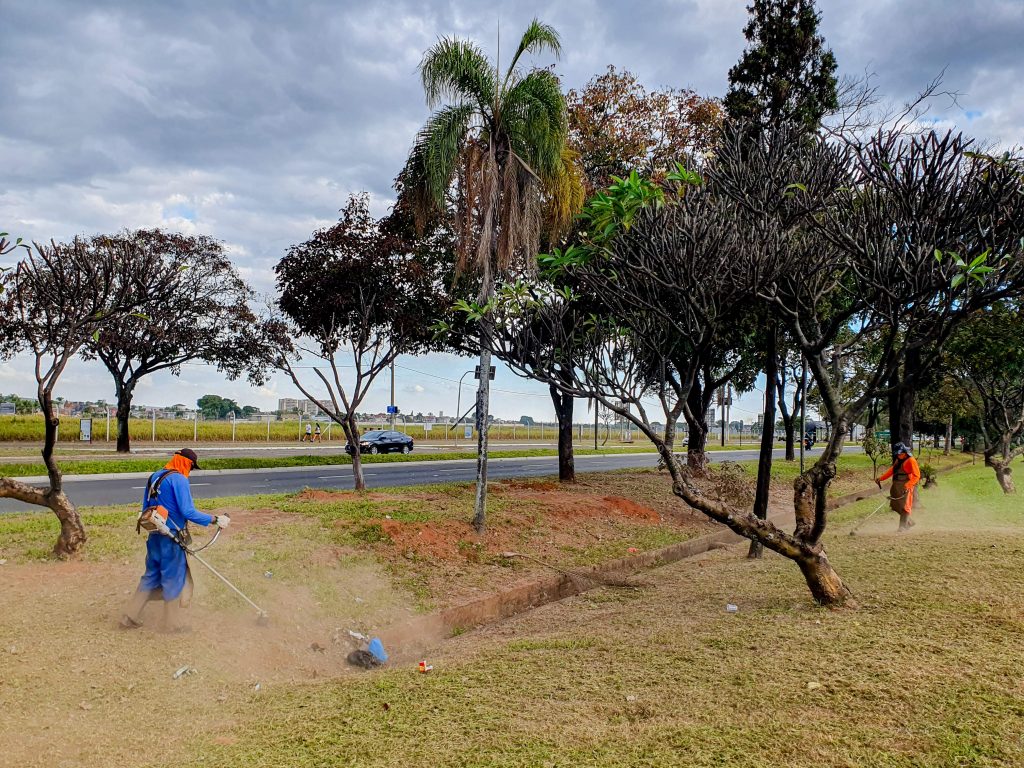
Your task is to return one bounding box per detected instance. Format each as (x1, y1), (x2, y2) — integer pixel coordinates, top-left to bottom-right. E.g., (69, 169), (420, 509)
(848, 490), (908, 537)
(174, 524), (270, 626)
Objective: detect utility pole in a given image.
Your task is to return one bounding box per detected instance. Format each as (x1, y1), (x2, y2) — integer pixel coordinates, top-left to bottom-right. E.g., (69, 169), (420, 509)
(726, 383), (732, 446)
(719, 387), (726, 447)
(390, 360), (396, 430)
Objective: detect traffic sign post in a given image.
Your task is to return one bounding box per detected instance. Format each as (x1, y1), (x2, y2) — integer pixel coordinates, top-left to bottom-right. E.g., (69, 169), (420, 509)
(386, 405), (398, 415)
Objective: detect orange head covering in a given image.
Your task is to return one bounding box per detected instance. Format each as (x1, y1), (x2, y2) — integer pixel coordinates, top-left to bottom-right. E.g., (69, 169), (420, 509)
(164, 453), (194, 478)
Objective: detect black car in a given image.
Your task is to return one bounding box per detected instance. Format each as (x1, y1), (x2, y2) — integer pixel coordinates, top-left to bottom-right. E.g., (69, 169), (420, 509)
(345, 430), (414, 455)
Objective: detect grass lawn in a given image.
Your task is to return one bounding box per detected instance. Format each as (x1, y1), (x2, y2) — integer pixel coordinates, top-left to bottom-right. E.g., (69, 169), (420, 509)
(183, 461), (1021, 768)
(0, 453), (1003, 768)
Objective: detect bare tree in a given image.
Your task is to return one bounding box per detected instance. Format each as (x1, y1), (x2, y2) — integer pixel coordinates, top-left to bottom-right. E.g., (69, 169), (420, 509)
(80, 229), (264, 452)
(0, 239), (178, 555)
(486, 166), (863, 605)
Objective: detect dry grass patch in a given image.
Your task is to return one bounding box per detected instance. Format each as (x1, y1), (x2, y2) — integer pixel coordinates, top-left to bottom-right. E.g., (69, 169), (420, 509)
(186, 463), (1024, 768)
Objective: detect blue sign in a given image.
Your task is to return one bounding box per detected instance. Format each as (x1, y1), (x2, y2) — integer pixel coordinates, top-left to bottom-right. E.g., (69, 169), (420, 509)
(386, 405), (398, 414)
(464, 425), (472, 439)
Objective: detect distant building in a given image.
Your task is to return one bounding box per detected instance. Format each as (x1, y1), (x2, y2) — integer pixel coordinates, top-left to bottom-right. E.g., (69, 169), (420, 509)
(278, 398), (321, 416)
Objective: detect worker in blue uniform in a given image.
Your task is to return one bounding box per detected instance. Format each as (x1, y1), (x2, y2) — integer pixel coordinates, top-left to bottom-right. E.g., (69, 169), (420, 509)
(120, 448), (229, 631)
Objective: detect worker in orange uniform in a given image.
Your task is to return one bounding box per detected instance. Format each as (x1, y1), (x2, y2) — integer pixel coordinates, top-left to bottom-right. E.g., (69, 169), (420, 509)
(876, 441), (920, 532)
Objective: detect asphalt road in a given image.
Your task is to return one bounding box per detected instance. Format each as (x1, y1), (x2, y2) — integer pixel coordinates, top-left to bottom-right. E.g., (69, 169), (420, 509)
(0, 447), (829, 512)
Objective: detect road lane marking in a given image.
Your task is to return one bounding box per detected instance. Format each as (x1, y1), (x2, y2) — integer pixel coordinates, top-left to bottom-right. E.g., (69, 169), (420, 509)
(133, 481), (211, 488)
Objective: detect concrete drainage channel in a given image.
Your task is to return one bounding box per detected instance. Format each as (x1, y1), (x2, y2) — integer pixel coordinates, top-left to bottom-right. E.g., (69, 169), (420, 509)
(379, 460), (974, 661)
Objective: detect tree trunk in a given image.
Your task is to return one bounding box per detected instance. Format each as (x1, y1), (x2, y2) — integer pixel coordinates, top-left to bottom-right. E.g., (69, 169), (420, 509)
(549, 384), (575, 483)
(472, 342), (492, 533)
(944, 414), (953, 456)
(797, 550), (854, 606)
(793, 417), (846, 544)
(51, 490), (87, 557)
(0, 477), (86, 557)
(993, 464), (1016, 494)
(685, 382), (708, 473)
(40, 388), (86, 556)
(986, 446), (1016, 494)
(344, 416), (366, 491)
(658, 448), (853, 607)
(887, 351), (919, 450)
(115, 379), (136, 453)
(749, 324), (777, 559)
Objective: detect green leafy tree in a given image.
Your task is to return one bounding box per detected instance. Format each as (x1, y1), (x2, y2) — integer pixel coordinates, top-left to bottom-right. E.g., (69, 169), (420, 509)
(948, 302), (1024, 493)
(197, 394), (240, 420)
(723, 0), (838, 135)
(861, 431), (889, 479)
(399, 19), (577, 532)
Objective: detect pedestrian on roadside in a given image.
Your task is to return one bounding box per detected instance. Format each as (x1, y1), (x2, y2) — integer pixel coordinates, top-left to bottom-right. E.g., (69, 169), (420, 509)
(301, 422), (312, 442)
(313, 423), (322, 443)
(120, 449), (230, 631)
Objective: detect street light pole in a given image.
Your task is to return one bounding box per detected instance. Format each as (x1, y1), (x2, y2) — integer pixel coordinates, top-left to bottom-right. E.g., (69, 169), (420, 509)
(452, 369), (473, 447)
(390, 360), (396, 430)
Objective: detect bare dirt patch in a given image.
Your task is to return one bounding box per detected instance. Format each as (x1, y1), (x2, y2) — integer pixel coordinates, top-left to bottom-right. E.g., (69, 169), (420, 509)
(0, 467), (757, 768)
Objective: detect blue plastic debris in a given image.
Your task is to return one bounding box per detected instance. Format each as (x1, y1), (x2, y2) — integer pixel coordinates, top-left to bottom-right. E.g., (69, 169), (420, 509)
(367, 637), (388, 663)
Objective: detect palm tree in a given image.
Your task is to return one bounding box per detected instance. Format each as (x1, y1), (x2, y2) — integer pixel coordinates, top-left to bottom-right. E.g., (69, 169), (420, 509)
(401, 19), (579, 532)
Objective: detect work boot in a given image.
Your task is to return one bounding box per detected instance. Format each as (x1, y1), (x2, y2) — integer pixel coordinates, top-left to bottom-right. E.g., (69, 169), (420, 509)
(120, 588), (152, 629)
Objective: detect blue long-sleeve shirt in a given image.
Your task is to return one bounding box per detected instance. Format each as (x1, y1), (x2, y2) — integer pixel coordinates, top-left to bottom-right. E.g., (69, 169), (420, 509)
(141, 470), (214, 533)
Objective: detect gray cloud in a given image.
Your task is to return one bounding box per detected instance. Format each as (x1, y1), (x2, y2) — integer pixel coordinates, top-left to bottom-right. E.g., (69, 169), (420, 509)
(2, 0), (1021, 418)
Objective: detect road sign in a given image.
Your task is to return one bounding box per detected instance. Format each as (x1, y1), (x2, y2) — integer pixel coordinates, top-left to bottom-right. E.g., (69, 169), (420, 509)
(79, 418), (92, 442)
(464, 425), (472, 439)
(474, 365), (496, 380)
(423, 422), (432, 432)
(386, 405), (398, 414)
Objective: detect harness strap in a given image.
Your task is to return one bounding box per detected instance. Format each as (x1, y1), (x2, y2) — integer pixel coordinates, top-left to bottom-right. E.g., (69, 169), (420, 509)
(137, 469), (179, 534)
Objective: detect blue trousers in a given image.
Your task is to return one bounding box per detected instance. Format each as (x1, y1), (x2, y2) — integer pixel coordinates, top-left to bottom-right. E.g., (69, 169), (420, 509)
(138, 534), (189, 601)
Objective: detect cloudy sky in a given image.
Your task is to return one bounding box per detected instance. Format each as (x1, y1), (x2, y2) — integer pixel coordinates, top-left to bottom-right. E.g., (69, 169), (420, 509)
(2, 0), (1021, 422)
